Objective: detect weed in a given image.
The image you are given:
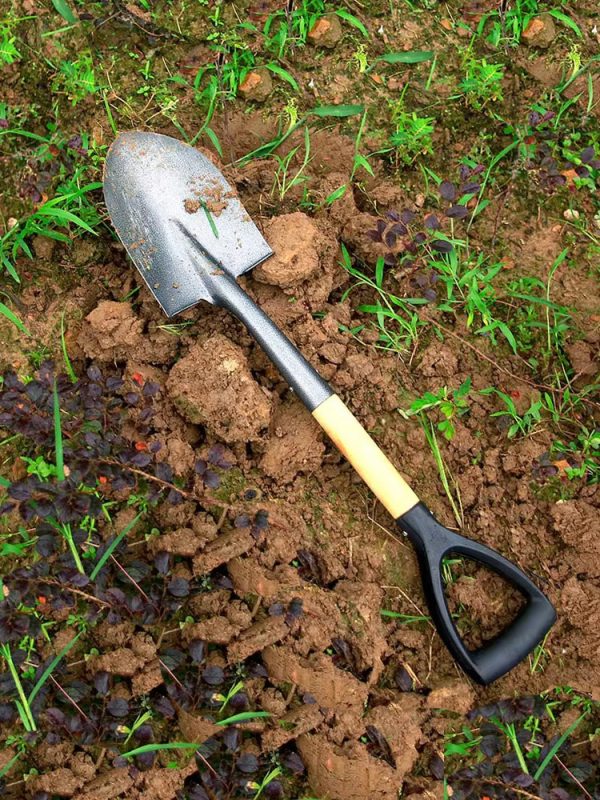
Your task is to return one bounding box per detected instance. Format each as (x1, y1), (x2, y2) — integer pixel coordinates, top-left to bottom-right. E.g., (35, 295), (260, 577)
(389, 110), (435, 165)
(477, 1), (582, 47)
(272, 126), (311, 202)
(551, 428), (600, 483)
(340, 248), (424, 353)
(459, 57), (504, 110)
(54, 54), (99, 105)
(480, 387), (543, 438)
(0, 165), (102, 284)
(401, 379), (471, 441)
(0, 23), (20, 65)
(446, 692), (599, 798)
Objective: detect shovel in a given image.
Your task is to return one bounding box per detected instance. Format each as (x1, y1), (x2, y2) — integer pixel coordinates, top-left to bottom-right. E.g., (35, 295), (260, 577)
(103, 131), (555, 685)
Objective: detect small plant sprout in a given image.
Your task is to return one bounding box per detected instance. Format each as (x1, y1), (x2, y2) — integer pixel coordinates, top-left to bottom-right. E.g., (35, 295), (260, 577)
(458, 56), (504, 110)
(272, 126), (312, 202)
(480, 387), (544, 438)
(401, 378), (471, 441)
(213, 679), (245, 711)
(0, 633), (80, 734)
(117, 709), (153, 745)
(388, 107), (435, 165)
(246, 766), (283, 800)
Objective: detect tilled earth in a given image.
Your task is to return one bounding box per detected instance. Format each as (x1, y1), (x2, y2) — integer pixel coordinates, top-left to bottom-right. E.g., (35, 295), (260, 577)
(1, 1), (599, 798)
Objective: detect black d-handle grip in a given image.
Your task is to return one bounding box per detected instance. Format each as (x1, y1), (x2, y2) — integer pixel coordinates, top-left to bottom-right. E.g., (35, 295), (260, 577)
(397, 502), (556, 685)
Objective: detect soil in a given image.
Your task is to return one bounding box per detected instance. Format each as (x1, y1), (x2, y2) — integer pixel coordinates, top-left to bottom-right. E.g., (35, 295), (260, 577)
(1, 1), (599, 798)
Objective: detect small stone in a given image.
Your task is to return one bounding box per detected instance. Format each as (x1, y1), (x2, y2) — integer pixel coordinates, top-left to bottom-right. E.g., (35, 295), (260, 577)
(522, 13), (556, 48)
(238, 68), (273, 102)
(563, 209), (580, 221)
(308, 13), (343, 48)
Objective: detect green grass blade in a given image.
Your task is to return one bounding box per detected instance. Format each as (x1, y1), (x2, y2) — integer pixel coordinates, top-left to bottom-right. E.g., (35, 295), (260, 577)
(335, 9), (368, 37)
(307, 104), (364, 117)
(36, 206), (98, 235)
(60, 312), (77, 383)
(532, 710), (588, 781)
(548, 9), (582, 37)
(1, 644), (36, 731)
(0, 302), (29, 334)
(27, 632), (81, 705)
(51, 0), (77, 23)
(216, 711), (271, 726)
(0, 751), (21, 780)
(375, 50), (434, 65)
(1, 248), (21, 282)
(203, 126), (223, 157)
(380, 610), (430, 623)
(121, 742), (205, 759)
(265, 63), (299, 91)
(89, 512), (143, 581)
(53, 380), (65, 481)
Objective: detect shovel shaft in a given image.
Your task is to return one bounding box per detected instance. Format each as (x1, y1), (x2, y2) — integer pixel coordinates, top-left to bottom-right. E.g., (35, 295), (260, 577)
(215, 273), (332, 411)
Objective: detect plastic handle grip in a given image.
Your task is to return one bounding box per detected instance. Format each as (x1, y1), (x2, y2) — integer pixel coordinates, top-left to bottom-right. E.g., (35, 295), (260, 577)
(397, 502), (556, 685)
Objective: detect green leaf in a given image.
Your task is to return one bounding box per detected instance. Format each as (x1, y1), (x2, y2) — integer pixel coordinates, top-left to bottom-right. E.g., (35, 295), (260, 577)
(216, 711), (271, 726)
(90, 513), (143, 581)
(28, 633), (81, 705)
(265, 63), (299, 91)
(375, 257), (384, 289)
(456, 377), (471, 397)
(51, 0), (77, 24)
(335, 9), (368, 37)
(325, 184), (348, 205)
(203, 126), (223, 157)
(1, 251), (21, 283)
(0, 302), (29, 334)
(533, 711), (588, 780)
(122, 742), (206, 759)
(375, 50), (434, 66)
(353, 153), (374, 176)
(548, 10), (582, 37)
(36, 206), (98, 235)
(307, 104), (364, 117)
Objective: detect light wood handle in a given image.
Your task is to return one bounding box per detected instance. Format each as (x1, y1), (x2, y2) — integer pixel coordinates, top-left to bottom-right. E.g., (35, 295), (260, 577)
(312, 394), (419, 519)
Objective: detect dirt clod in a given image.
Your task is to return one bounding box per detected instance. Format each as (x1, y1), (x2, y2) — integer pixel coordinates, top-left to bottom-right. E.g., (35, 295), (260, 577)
(261, 399), (325, 482)
(255, 212), (323, 288)
(167, 333), (272, 442)
(308, 13), (343, 48)
(522, 13), (556, 48)
(238, 68), (273, 102)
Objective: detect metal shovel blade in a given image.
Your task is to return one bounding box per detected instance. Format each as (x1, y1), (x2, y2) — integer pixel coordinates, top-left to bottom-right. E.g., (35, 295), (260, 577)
(103, 131), (273, 317)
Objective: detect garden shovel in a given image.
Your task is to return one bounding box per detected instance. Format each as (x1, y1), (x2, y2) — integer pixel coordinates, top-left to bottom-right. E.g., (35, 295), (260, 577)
(103, 131), (556, 685)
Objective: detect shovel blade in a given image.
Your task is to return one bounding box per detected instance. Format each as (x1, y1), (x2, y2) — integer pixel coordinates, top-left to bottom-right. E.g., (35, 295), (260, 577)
(103, 131), (273, 317)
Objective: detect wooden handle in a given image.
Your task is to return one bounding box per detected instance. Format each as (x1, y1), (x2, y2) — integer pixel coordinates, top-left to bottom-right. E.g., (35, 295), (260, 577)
(312, 394), (419, 518)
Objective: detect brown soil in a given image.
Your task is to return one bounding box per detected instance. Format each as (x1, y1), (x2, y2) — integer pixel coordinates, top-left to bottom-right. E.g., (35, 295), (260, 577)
(2, 2), (600, 797)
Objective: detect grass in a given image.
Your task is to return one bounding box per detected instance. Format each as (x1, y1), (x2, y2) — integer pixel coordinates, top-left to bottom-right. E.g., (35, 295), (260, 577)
(0, 632), (80, 735)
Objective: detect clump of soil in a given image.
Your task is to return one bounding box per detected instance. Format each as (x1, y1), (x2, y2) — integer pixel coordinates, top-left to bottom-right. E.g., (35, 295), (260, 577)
(255, 212), (323, 288)
(80, 301), (177, 364)
(260, 399), (325, 482)
(166, 332), (272, 442)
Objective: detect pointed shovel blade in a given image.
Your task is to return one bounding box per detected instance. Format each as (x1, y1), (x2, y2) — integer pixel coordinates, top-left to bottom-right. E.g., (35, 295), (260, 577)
(103, 131), (273, 317)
